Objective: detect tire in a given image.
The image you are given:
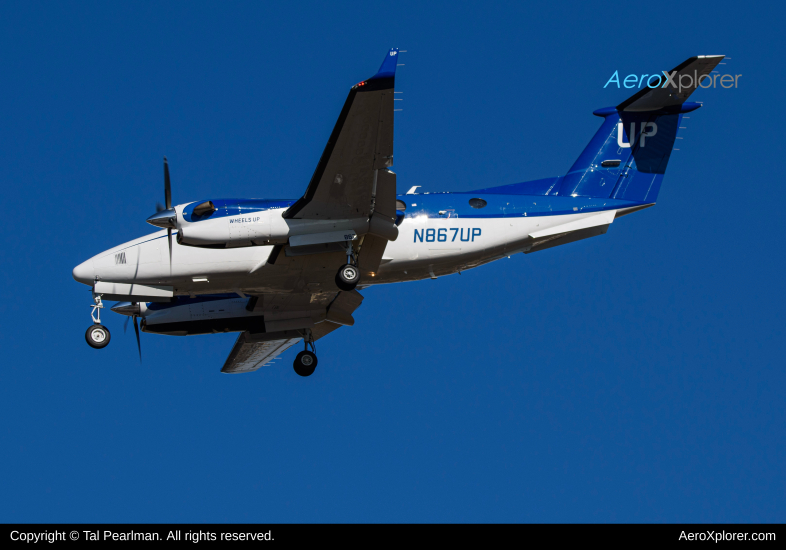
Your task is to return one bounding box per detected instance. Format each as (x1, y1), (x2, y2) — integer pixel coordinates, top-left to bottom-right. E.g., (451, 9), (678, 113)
(86, 324), (111, 349)
(335, 264), (360, 291)
(293, 350), (317, 377)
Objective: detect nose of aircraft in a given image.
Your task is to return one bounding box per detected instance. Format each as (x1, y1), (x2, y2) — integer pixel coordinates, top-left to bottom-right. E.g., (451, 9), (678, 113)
(72, 259), (95, 285)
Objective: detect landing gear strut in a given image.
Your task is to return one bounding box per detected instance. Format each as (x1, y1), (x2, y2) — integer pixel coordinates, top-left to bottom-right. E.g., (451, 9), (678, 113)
(335, 241), (360, 291)
(293, 329), (318, 377)
(85, 293), (111, 349)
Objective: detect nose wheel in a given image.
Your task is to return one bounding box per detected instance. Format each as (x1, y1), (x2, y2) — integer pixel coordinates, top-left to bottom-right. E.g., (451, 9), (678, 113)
(86, 324), (111, 348)
(85, 292), (111, 349)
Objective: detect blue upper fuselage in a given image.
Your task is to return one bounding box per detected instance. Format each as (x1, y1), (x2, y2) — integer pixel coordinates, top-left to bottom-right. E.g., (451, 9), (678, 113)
(398, 190), (646, 220)
(182, 181), (648, 224)
(182, 199), (295, 223)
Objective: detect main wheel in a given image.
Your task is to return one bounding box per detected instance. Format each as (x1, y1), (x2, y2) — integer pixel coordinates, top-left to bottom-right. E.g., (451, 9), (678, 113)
(335, 264), (360, 291)
(293, 350), (317, 377)
(85, 324), (111, 349)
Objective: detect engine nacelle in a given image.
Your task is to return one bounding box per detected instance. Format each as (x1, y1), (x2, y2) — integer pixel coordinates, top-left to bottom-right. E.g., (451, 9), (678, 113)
(177, 202), (292, 247)
(174, 199), (381, 249)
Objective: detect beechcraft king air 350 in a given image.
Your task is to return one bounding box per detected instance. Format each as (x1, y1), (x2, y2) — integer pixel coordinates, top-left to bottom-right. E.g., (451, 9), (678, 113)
(72, 50), (724, 376)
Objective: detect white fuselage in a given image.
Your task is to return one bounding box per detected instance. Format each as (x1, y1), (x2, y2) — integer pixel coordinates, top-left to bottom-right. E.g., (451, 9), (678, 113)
(73, 195), (621, 296)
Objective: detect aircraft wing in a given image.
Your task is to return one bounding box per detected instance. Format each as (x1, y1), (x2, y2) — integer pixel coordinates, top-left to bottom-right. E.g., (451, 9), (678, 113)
(221, 336), (302, 374)
(284, 49), (400, 223)
(220, 289), (365, 374)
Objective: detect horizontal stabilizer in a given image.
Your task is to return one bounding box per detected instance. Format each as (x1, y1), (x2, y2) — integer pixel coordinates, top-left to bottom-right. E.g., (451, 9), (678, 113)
(529, 210), (616, 239)
(617, 55), (724, 112)
(525, 224), (610, 254)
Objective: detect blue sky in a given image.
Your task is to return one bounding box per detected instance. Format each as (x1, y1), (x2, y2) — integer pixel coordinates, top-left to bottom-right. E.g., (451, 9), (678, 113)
(1, 0), (783, 522)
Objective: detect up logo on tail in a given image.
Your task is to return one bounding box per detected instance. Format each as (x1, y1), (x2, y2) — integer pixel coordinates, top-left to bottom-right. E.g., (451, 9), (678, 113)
(617, 122), (657, 148)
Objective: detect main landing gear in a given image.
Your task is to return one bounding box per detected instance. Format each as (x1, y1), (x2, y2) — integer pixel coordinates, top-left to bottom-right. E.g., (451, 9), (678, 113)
(335, 241), (360, 291)
(336, 264), (360, 291)
(85, 293), (111, 349)
(294, 329), (318, 377)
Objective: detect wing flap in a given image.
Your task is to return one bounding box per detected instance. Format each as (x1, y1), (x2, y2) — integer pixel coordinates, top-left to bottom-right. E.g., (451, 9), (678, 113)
(356, 234), (389, 277)
(221, 335), (302, 374)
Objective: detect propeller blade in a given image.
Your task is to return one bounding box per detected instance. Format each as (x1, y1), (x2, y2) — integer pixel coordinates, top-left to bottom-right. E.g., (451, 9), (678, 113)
(124, 316), (130, 334)
(164, 157), (172, 210)
(155, 202), (165, 213)
(133, 315), (142, 361)
(167, 227), (173, 273)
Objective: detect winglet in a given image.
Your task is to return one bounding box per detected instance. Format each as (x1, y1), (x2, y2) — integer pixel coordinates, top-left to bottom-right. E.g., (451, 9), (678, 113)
(369, 48), (400, 81)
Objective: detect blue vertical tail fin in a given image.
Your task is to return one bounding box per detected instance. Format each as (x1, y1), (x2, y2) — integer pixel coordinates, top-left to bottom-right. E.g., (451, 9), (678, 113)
(557, 55), (724, 202)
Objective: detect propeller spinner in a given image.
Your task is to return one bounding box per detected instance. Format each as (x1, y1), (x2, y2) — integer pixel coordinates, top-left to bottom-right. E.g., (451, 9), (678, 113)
(146, 157), (176, 270)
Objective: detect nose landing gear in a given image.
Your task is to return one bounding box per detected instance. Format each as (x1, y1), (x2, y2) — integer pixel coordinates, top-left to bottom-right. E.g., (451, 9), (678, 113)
(293, 330), (318, 377)
(86, 324), (111, 348)
(85, 293), (111, 349)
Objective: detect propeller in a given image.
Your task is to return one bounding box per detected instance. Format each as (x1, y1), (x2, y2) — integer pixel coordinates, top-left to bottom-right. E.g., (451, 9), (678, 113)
(114, 302), (142, 362)
(164, 157), (173, 272)
(132, 315), (142, 361)
(146, 157), (177, 273)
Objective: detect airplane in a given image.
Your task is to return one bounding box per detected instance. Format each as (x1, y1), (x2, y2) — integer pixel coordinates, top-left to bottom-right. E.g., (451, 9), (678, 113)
(72, 49), (724, 376)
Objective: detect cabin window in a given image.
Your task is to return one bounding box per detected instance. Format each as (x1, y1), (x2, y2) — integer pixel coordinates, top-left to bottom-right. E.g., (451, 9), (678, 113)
(469, 198), (487, 209)
(395, 200), (407, 211)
